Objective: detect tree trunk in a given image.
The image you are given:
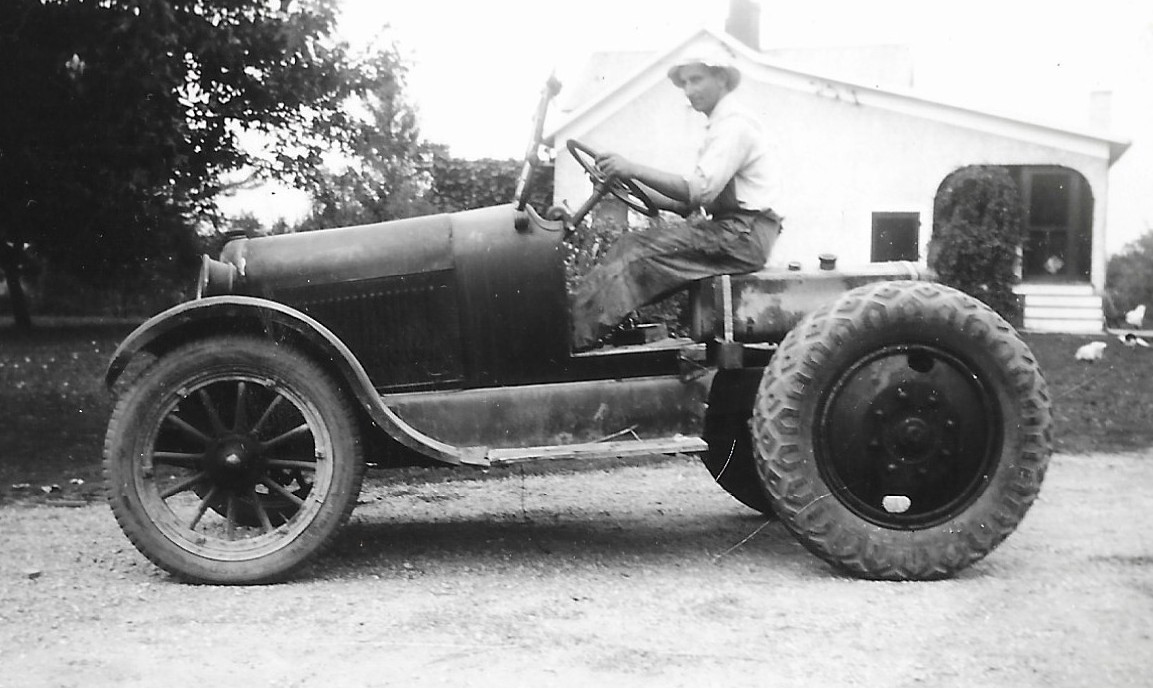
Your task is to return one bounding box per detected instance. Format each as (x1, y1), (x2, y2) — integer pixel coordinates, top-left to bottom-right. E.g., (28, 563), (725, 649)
(1, 244), (33, 330)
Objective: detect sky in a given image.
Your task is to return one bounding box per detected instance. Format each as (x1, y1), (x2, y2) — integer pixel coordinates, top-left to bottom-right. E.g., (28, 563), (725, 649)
(224, 0), (1152, 249)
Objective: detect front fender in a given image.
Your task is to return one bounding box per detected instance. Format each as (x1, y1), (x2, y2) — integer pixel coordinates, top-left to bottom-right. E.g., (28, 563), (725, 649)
(105, 296), (481, 466)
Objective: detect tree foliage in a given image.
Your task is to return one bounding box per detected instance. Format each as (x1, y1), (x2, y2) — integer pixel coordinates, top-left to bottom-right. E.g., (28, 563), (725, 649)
(291, 51), (435, 231)
(421, 146), (553, 215)
(1106, 228), (1153, 327)
(929, 166), (1024, 320)
(292, 140), (553, 231)
(427, 150), (520, 213)
(0, 0), (400, 326)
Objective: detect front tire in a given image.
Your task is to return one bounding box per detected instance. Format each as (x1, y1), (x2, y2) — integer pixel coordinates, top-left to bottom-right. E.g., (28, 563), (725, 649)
(104, 336), (364, 584)
(751, 282), (1051, 580)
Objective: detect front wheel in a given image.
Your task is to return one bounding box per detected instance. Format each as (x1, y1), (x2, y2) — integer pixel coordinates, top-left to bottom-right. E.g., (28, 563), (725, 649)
(104, 336), (364, 584)
(752, 281), (1051, 580)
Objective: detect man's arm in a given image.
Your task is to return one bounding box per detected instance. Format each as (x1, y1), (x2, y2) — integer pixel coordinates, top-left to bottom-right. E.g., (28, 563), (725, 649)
(600, 107), (759, 213)
(634, 182), (694, 216)
(595, 153), (694, 216)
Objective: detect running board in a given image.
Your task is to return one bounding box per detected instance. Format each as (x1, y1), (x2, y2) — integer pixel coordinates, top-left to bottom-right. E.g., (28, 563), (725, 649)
(486, 436), (708, 467)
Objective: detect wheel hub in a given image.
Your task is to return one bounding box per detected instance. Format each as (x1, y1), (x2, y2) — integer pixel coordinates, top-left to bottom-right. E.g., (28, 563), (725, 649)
(895, 417), (931, 451)
(872, 383), (957, 470)
(818, 345), (999, 529)
(208, 436), (262, 484)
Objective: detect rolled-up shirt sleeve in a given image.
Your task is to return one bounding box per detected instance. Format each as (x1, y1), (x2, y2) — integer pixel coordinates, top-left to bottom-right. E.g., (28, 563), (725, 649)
(684, 115), (752, 207)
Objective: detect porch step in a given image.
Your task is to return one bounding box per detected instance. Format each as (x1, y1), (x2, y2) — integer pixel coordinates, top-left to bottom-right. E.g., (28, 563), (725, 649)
(1014, 282), (1096, 296)
(1023, 294), (1103, 309)
(1016, 283), (1103, 334)
(1022, 317), (1104, 334)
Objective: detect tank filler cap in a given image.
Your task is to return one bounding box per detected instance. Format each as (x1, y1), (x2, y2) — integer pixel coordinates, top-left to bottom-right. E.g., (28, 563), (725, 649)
(787, 261), (802, 271)
(818, 253), (838, 271)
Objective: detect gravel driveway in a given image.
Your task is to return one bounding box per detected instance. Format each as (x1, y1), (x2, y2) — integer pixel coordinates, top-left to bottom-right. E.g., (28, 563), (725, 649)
(2, 451), (1151, 687)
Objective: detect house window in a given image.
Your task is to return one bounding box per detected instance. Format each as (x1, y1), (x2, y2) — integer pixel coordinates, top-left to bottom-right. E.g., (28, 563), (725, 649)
(871, 212), (920, 262)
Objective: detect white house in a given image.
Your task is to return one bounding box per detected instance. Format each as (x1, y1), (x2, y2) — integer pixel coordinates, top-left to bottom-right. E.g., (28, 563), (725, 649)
(547, 28), (1131, 333)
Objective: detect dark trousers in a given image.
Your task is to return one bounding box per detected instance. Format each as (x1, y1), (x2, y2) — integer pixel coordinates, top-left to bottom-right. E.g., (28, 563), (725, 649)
(571, 211), (781, 349)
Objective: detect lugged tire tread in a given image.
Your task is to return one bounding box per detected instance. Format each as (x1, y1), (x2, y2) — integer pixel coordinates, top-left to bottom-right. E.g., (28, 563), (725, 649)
(751, 281), (1052, 580)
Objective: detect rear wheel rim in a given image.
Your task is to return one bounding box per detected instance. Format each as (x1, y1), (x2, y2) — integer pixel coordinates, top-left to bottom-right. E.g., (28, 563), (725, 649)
(134, 374), (334, 561)
(815, 344), (1001, 529)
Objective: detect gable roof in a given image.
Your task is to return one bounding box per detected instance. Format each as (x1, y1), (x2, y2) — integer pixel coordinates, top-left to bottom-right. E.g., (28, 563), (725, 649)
(556, 50), (654, 115)
(547, 28), (1130, 165)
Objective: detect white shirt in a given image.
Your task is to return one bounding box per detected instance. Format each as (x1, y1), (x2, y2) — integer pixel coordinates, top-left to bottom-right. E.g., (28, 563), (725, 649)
(683, 93), (776, 215)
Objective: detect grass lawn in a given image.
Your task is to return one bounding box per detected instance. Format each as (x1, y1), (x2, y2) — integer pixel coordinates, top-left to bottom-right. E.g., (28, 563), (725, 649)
(1026, 332), (1153, 453)
(1, 320), (1150, 501)
(0, 321), (137, 499)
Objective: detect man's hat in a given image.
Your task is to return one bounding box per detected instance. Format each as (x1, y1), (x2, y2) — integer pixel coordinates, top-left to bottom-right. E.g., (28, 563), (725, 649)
(667, 45), (741, 90)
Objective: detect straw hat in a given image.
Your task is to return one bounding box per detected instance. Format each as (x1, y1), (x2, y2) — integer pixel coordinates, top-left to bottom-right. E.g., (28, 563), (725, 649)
(667, 45), (741, 90)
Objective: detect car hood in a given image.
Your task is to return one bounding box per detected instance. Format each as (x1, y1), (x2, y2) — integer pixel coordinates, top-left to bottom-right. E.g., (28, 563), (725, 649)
(220, 211), (459, 295)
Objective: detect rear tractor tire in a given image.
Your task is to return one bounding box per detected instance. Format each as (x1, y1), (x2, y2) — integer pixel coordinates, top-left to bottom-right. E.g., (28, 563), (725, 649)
(751, 281), (1051, 580)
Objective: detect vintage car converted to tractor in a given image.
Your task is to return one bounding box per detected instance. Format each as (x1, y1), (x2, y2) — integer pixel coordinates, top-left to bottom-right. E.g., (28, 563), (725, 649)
(103, 83), (1052, 584)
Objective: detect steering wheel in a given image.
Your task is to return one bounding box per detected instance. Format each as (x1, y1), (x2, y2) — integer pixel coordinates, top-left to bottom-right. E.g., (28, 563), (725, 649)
(566, 139), (659, 217)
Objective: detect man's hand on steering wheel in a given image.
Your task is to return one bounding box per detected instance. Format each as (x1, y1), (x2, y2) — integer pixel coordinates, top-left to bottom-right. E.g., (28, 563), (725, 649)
(596, 154), (693, 218)
(566, 139), (659, 221)
(594, 153), (637, 181)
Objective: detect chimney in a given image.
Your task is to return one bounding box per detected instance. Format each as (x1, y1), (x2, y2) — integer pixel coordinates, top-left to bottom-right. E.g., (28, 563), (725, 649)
(726, 0), (761, 51)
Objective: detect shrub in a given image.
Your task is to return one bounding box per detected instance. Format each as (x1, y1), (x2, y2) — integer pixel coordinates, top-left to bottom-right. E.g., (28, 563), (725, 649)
(1105, 229), (1153, 328)
(563, 211), (626, 294)
(427, 151), (553, 214)
(929, 166), (1023, 320)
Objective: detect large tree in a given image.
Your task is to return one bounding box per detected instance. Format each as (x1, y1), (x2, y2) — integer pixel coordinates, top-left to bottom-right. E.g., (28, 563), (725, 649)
(0, 0), (405, 328)
(294, 71), (432, 231)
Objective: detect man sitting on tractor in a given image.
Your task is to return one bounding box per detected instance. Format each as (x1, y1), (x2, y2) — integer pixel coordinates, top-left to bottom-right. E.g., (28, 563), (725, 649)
(571, 45), (782, 351)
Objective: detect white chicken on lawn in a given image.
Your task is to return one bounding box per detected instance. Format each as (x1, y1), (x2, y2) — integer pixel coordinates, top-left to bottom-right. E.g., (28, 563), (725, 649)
(1125, 304), (1146, 328)
(1075, 341), (1107, 361)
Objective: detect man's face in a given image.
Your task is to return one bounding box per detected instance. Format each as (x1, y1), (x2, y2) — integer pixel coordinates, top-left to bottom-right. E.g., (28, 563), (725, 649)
(678, 64), (727, 115)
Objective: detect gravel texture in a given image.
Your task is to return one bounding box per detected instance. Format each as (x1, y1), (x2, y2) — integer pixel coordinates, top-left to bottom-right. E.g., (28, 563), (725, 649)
(1, 451), (1151, 687)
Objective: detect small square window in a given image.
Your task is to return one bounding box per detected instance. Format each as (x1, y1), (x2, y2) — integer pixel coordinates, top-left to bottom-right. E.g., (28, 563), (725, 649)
(872, 212), (920, 262)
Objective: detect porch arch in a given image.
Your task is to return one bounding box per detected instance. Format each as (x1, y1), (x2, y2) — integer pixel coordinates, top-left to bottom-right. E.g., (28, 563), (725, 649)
(934, 165), (1094, 284)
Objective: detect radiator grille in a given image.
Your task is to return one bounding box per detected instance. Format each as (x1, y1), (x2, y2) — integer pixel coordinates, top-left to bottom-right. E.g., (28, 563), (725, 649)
(282, 271), (463, 389)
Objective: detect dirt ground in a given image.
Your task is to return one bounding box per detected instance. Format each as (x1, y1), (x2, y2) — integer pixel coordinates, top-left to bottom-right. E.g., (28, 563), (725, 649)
(2, 450), (1151, 688)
